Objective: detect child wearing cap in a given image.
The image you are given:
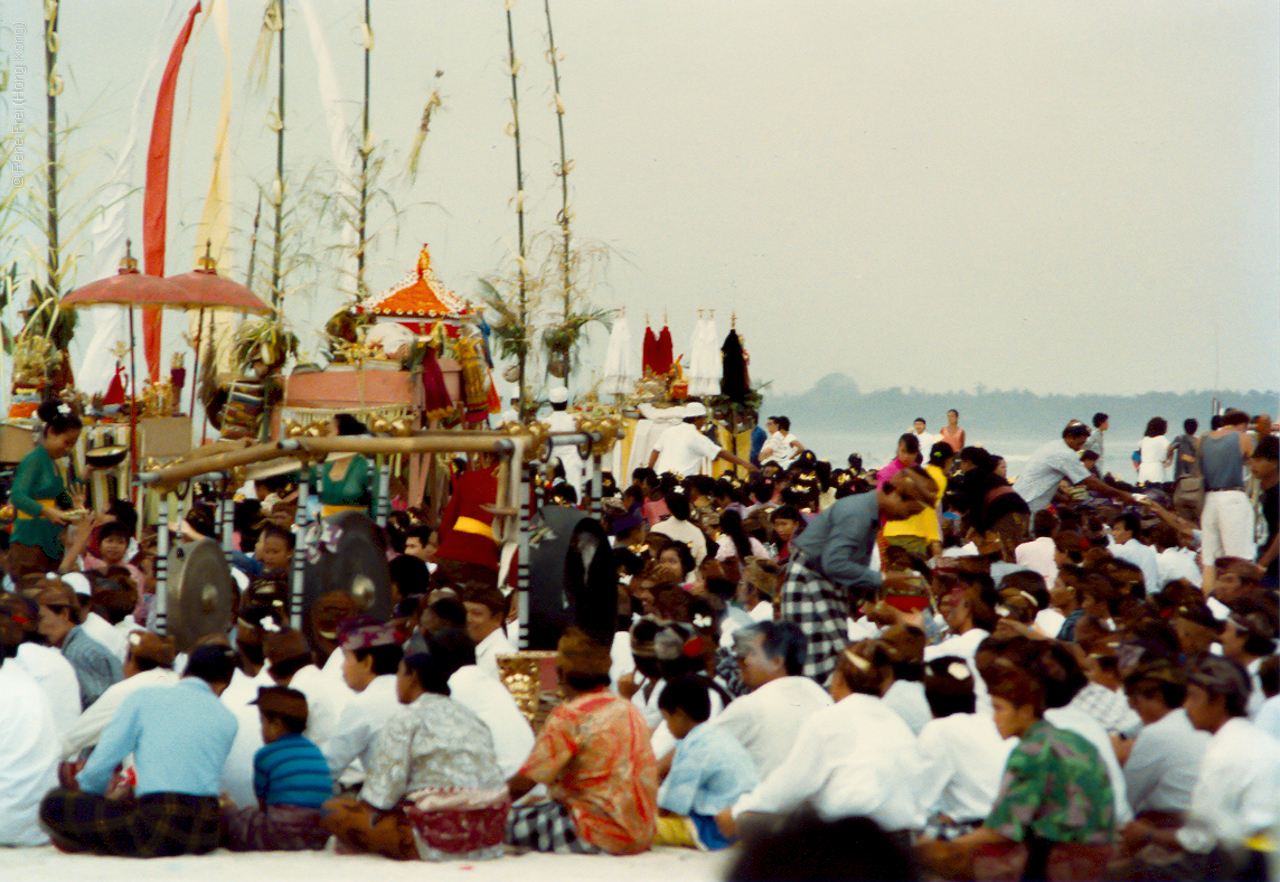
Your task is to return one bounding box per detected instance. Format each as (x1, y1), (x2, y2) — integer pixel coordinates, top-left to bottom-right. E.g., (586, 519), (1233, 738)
(224, 686), (332, 851)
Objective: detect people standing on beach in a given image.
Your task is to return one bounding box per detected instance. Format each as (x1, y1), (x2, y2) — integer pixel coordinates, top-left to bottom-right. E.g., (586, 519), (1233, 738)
(1197, 409), (1255, 595)
(939, 409), (966, 453)
(759, 417), (803, 470)
(1012, 422), (1135, 516)
(911, 418), (938, 451)
(1137, 418), (1174, 487)
(1083, 412), (1108, 478)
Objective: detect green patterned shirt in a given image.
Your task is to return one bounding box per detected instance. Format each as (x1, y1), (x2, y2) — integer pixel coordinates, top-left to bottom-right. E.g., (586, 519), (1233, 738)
(985, 719), (1115, 844)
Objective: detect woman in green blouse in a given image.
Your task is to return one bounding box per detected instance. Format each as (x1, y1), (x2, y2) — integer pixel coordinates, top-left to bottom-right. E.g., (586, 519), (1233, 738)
(9, 401), (83, 583)
(311, 413), (373, 519)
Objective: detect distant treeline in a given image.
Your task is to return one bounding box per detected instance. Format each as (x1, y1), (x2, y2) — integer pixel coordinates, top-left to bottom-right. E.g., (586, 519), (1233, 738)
(762, 374), (1279, 437)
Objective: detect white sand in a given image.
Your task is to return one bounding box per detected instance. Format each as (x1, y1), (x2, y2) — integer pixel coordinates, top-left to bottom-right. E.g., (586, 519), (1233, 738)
(4, 843), (729, 882)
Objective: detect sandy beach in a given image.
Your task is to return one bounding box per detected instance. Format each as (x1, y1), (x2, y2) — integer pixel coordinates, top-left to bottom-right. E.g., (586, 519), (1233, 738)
(3, 843), (729, 882)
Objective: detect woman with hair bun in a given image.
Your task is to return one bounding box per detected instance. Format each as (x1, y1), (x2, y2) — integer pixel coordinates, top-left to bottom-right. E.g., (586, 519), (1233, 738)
(310, 412), (373, 519)
(9, 401), (83, 583)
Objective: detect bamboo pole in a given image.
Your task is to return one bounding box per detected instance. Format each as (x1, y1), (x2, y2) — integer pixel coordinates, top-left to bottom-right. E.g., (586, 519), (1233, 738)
(503, 5), (528, 420)
(357, 0), (371, 299)
(543, 0), (572, 319)
(271, 0), (286, 308)
(44, 3), (60, 293)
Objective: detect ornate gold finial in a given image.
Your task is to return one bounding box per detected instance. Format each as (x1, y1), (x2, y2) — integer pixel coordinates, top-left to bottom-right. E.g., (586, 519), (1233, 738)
(198, 239), (217, 272)
(416, 243), (432, 280)
(119, 239), (138, 273)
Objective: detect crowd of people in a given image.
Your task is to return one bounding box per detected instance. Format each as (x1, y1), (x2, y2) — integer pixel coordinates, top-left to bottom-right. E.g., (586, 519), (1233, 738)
(1, 398), (1278, 881)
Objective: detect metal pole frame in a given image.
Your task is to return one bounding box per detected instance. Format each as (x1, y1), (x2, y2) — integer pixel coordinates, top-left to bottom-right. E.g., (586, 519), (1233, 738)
(154, 490), (171, 636)
(516, 462), (533, 650)
(289, 470), (310, 630)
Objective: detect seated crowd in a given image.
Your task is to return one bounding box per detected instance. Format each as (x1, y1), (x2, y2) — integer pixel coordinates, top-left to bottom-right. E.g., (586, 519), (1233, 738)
(0, 414), (1276, 882)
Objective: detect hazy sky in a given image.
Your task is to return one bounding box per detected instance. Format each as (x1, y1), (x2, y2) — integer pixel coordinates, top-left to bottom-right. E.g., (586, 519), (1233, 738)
(3, 0), (1277, 399)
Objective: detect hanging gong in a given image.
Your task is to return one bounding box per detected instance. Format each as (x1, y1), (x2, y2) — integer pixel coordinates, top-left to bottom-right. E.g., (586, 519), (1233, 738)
(526, 505), (616, 650)
(165, 538), (236, 652)
(302, 511), (392, 633)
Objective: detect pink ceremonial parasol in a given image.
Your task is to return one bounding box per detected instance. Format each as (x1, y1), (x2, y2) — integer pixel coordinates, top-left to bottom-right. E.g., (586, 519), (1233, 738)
(165, 242), (272, 433)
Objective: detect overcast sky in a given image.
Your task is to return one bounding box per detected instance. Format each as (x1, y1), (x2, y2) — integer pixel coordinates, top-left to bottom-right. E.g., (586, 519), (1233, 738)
(3, 0), (1277, 399)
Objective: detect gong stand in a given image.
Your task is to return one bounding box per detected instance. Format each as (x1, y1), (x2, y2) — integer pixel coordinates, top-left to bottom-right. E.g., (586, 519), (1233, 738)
(289, 467), (311, 631)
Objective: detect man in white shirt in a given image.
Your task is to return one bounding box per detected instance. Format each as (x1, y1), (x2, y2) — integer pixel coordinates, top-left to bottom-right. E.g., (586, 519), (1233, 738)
(1122, 657), (1280, 878)
(1, 593), (79, 738)
(62, 630), (180, 759)
(263, 629), (347, 747)
(709, 622), (832, 778)
(1014, 510), (1059, 588)
(0, 611), (60, 846)
(1013, 421), (1134, 514)
(723, 692), (926, 835)
(322, 622), (404, 785)
(464, 587), (516, 680)
(910, 417), (938, 451)
(545, 386), (585, 499)
(649, 402), (755, 478)
(1117, 661), (1209, 819)
(1108, 513), (1160, 596)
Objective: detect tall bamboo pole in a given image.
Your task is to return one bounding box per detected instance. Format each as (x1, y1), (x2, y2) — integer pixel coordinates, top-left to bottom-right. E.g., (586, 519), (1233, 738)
(543, 0), (571, 321)
(271, 1), (286, 309)
(357, 0), (371, 299)
(504, 5), (528, 420)
(44, 3), (60, 293)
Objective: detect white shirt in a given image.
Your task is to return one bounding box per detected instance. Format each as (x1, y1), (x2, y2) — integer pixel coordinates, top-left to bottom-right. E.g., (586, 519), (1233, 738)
(14, 643), (80, 740)
(474, 627), (517, 682)
(322, 674), (402, 781)
(760, 431), (800, 469)
(883, 680), (932, 735)
(651, 517), (709, 566)
(652, 422), (722, 477)
(1156, 546), (1202, 589)
(1044, 705), (1133, 824)
(62, 666), (180, 758)
(1034, 608), (1067, 639)
(1014, 536), (1058, 588)
(732, 693), (927, 832)
(1255, 694), (1280, 741)
(710, 675), (833, 778)
(1123, 708), (1209, 816)
(1109, 537), (1161, 597)
(1177, 717), (1280, 853)
(915, 711), (1016, 824)
(0, 662), (60, 846)
(219, 665), (275, 807)
(546, 410), (585, 495)
(1012, 440), (1091, 513)
(80, 612), (129, 663)
(447, 664), (535, 779)
(287, 663), (349, 748)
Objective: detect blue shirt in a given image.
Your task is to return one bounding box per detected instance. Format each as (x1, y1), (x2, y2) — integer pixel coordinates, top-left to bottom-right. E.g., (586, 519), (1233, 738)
(78, 677), (238, 797)
(61, 626), (122, 710)
(255, 733), (332, 809)
(658, 722), (759, 818)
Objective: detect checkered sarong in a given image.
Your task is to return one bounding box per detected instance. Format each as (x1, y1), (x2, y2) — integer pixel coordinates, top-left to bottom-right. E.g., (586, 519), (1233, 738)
(505, 800), (600, 854)
(40, 790), (221, 857)
(779, 551), (853, 683)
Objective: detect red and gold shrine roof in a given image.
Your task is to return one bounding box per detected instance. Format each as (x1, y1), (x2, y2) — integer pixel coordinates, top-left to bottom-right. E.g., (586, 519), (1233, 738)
(359, 244), (473, 319)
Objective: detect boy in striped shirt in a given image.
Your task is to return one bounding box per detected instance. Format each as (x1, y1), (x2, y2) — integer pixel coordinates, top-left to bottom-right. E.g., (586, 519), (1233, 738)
(224, 686), (332, 850)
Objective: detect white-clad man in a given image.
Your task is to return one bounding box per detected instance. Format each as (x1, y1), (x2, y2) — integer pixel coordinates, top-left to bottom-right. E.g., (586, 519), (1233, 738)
(649, 402), (755, 478)
(545, 386), (585, 499)
(709, 621), (833, 779)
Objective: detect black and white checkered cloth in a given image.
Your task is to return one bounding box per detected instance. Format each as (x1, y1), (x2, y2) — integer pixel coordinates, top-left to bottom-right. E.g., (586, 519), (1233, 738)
(505, 800), (600, 854)
(779, 551), (852, 683)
